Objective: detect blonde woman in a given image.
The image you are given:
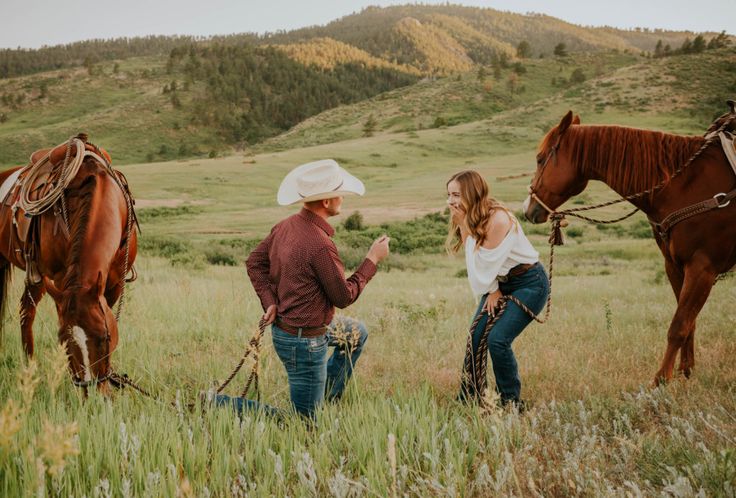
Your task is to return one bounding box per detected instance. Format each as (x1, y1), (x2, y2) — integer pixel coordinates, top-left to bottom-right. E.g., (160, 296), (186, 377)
(446, 170), (549, 408)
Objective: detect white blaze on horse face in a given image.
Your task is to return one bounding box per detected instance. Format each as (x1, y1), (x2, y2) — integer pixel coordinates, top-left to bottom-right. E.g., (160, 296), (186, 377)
(71, 326), (92, 382)
(522, 195), (531, 214)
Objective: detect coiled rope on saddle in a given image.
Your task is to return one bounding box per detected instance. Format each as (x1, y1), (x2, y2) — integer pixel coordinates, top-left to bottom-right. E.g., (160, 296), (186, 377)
(17, 136), (108, 216)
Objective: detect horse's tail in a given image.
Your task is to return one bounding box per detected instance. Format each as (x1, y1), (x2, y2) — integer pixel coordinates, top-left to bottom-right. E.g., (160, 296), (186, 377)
(0, 263), (11, 345)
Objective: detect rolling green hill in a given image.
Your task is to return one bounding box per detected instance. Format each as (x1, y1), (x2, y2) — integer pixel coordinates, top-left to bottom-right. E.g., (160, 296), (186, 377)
(0, 3), (732, 170)
(1, 46), (733, 169)
(260, 47), (736, 153)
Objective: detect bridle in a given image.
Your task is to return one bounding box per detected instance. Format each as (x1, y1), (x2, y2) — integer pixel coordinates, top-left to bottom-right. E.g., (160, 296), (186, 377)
(69, 298), (114, 389)
(527, 137), (564, 218)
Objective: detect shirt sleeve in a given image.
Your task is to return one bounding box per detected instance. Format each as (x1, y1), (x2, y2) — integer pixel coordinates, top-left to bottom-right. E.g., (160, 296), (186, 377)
(311, 242), (377, 309)
(470, 230), (517, 295)
(245, 231), (278, 311)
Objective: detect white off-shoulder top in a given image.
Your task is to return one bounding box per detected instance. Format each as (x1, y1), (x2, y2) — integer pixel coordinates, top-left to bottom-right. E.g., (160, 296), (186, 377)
(465, 222), (539, 297)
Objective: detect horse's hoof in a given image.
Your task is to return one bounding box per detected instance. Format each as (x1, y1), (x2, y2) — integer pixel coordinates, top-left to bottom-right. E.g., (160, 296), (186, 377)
(652, 374), (668, 387)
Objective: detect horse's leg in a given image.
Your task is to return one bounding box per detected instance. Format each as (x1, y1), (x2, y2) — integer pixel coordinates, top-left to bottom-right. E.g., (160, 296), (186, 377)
(654, 262), (716, 385)
(663, 259), (696, 378)
(19, 282), (46, 357)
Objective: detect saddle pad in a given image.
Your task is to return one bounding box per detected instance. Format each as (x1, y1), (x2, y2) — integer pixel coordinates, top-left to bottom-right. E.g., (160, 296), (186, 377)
(0, 169), (22, 205)
(719, 132), (736, 177)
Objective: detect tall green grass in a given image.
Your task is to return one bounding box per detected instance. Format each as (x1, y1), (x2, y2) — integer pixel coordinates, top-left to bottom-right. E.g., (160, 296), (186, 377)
(0, 243), (734, 496)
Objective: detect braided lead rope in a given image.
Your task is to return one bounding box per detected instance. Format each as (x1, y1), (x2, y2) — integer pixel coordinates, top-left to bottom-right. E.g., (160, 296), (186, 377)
(460, 299), (508, 400)
(115, 189), (134, 322)
(107, 319), (269, 407)
(459, 281), (555, 403)
(542, 113), (736, 224)
(216, 318), (267, 396)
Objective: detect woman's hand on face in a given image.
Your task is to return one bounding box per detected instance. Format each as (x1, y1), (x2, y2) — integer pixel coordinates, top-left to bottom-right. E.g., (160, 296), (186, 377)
(449, 203), (465, 225)
(484, 289), (503, 317)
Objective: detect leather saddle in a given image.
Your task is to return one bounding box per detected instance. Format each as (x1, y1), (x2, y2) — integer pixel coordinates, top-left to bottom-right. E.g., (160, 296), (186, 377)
(1, 136), (113, 283)
(3, 139), (112, 239)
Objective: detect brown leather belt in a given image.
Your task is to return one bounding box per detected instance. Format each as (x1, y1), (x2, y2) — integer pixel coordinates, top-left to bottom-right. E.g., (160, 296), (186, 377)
(497, 262), (537, 283)
(274, 319), (327, 338)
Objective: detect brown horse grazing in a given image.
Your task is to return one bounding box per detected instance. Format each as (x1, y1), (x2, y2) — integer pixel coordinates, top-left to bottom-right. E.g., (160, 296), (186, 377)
(0, 136), (137, 393)
(523, 111), (736, 385)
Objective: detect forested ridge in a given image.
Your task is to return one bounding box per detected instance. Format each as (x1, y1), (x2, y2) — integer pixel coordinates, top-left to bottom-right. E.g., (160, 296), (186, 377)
(171, 44), (418, 144)
(0, 4), (732, 166)
(2, 4), (727, 79)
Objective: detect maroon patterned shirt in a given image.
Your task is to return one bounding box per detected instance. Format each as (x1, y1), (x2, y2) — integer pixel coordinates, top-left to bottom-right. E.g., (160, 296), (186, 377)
(246, 208), (377, 327)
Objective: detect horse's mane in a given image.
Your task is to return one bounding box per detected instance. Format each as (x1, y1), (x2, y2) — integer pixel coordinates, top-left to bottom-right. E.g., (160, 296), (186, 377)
(556, 125), (706, 195)
(60, 167), (99, 310)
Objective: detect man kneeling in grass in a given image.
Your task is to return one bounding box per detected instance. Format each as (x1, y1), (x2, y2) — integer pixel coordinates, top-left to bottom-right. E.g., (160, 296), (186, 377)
(213, 159), (390, 420)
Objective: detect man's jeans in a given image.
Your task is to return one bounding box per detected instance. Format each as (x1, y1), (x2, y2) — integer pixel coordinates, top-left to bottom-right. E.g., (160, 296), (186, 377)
(214, 316), (368, 419)
(464, 263), (549, 404)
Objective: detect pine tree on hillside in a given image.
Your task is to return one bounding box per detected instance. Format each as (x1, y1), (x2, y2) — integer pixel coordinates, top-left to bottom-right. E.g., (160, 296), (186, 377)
(516, 40), (532, 59)
(554, 43), (567, 57)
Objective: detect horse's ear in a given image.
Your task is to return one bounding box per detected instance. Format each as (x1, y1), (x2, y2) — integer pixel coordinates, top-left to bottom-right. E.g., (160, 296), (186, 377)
(572, 114), (581, 125)
(95, 272), (105, 299)
(558, 111), (574, 134)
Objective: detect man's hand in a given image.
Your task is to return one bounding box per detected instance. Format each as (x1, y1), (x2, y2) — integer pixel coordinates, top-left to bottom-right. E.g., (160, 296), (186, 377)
(484, 290), (503, 318)
(262, 304), (277, 325)
(367, 235), (391, 264)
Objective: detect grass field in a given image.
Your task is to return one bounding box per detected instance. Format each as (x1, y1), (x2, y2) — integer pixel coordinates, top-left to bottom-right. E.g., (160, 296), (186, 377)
(1, 118), (735, 495)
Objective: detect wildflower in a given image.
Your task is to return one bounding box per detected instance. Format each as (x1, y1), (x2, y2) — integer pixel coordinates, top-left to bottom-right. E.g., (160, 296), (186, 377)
(388, 433), (398, 498)
(296, 451), (318, 496)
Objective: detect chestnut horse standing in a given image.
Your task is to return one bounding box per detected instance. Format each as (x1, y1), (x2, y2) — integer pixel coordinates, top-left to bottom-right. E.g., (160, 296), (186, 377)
(523, 111), (736, 385)
(0, 136), (137, 392)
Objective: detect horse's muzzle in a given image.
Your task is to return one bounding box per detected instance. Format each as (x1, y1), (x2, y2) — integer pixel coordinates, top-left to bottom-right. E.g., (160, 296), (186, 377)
(523, 195), (548, 224)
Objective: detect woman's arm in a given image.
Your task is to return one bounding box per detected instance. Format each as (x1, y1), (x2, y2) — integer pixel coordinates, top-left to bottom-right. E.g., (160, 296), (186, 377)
(481, 210), (515, 316)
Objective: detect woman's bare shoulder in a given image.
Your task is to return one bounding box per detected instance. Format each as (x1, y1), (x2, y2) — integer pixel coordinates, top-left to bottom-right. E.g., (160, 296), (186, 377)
(479, 209), (514, 250)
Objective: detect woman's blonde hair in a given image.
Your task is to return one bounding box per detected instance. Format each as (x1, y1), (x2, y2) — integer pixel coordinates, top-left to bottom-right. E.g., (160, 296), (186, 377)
(445, 170), (514, 254)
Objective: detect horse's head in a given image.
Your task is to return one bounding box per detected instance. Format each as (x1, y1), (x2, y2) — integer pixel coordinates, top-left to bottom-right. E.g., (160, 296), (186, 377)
(523, 111), (588, 223)
(58, 272), (118, 394)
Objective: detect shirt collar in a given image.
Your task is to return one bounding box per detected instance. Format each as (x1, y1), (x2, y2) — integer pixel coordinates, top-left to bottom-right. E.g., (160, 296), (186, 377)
(298, 207), (335, 237)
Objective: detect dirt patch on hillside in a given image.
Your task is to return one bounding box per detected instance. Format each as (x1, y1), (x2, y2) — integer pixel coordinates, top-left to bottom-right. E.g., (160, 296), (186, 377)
(136, 199), (211, 209)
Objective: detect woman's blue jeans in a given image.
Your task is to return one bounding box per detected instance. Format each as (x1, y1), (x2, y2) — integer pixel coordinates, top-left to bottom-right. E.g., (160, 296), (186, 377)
(465, 263), (549, 403)
(214, 316), (368, 419)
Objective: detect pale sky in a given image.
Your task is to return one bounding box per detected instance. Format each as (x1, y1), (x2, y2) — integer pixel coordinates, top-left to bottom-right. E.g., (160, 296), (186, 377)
(2, 0), (734, 49)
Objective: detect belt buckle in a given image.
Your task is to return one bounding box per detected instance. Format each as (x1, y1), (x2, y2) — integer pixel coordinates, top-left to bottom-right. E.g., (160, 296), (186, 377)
(497, 274), (509, 283)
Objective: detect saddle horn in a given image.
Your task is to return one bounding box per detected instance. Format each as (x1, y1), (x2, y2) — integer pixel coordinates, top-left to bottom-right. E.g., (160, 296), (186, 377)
(728, 100), (735, 114)
(75, 133), (89, 144)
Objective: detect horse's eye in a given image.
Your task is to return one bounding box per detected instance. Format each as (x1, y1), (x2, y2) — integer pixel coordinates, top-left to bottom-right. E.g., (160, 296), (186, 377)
(536, 153), (544, 165)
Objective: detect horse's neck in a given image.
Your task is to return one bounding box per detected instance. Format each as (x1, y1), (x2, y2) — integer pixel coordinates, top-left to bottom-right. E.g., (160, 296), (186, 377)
(65, 171), (123, 288)
(578, 126), (692, 216)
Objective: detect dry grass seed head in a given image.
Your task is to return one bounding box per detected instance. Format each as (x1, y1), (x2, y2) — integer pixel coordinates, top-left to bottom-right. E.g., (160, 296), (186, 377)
(36, 420), (80, 477)
(0, 399), (23, 451)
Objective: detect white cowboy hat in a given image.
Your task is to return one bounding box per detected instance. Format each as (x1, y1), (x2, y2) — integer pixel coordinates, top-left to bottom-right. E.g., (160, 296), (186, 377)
(277, 159), (365, 206)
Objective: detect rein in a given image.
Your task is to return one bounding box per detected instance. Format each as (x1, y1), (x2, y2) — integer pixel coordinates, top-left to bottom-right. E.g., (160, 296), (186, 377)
(529, 112), (736, 243)
(97, 318), (268, 407)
